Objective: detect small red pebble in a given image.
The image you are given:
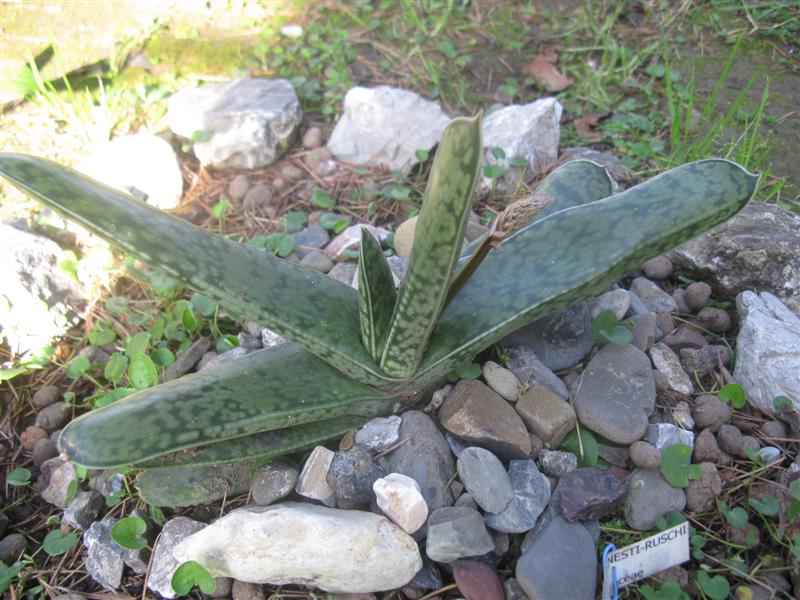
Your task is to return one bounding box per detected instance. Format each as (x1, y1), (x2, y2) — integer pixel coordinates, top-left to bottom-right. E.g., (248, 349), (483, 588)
(453, 559), (504, 600)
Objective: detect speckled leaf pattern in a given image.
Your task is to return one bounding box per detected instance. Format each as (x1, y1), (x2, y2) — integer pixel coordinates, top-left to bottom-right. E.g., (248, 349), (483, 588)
(57, 343), (410, 468)
(380, 116), (482, 378)
(0, 154), (395, 388)
(135, 416), (369, 469)
(136, 461), (255, 507)
(358, 228), (397, 362)
(408, 159), (758, 388)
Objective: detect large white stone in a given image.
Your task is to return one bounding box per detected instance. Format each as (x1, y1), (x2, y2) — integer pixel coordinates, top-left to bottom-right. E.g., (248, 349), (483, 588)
(173, 503), (422, 593)
(78, 133), (183, 209)
(168, 78), (302, 169)
(477, 98), (562, 194)
(327, 86), (450, 173)
(733, 291), (800, 414)
(373, 473), (428, 533)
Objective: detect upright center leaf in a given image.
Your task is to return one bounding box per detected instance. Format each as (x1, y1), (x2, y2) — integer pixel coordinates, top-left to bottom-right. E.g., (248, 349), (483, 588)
(380, 115), (482, 379)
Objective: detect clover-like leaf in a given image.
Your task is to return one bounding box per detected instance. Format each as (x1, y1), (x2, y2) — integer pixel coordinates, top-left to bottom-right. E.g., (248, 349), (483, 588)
(128, 354), (158, 389)
(171, 560), (216, 596)
(718, 383), (746, 409)
(660, 444), (702, 488)
(695, 570), (730, 600)
(559, 428), (598, 467)
(748, 495), (779, 517)
(0, 561), (23, 594)
(591, 309), (633, 347)
(111, 516), (148, 550)
(42, 530), (78, 556)
(719, 501), (749, 528)
(6, 468), (31, 486)
(640, 581), (690, 600)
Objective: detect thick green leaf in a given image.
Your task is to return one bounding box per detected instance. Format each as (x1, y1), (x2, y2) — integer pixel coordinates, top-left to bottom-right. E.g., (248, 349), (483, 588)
(0, 154), (392, 387)
(137, 461), (255, 507)
(136, 416), (375, 469)
(358, 228), (397, 362)
(380, 115), (482, 378)
(58, 343), (411, 468)
(412, 159), (759, 387)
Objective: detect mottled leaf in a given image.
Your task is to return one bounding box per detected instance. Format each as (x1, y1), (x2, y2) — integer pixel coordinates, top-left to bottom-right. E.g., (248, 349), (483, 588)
(381, 115), (482, 378)
(358, 228), (397, 361)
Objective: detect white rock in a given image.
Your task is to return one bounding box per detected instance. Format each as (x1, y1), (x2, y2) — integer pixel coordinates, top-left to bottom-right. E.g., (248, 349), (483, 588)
(650, 343), (694, 395)
(734, 291), (800, 413)
(356, 416), (402, 453)
(477, 98), (562, 194)
(173, 503), (422, 593)
(168, 78), (302, 169)
(590, 289), (631, 320)
(78, 133), (183, 209)
(327, 86), (450, 173)
(373, 473), (428, 534)
(324, 224), (391, 260)
(295, 446), (336, 506)
(482, 361), (521, 401)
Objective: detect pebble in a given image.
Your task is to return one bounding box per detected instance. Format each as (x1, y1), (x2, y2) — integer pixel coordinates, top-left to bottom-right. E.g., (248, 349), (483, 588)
(302, 126), (323, 149)
(227, 174), (251, 200)
(644, 423), (695, 452)
(630, 278), (678, 313)
(624, 312), (658, 352)
(232, 581), (265, 600)
(454, 492), (479, 510)
(624, 469), (686, 530)
(641, 256), (673, 280)
(629, 441), (661, 470)
(439, 380), (531, 459)
(20, 425), (48, 451)
(680, 345), (730, 377)
(328, 262), (359, 287)
(355, 415), (401, 453)
(538, 449), (578, 478)
(693, 428), (721, 463)
(426, 506), (494, 563)
(409, 555), (444, 590)
(685, 462), (722, 512)
(573, 344), (656, 444)
(516, 516), (597, 600)
(210, 578), (233, 598)
(31, 437), (58, 466)
(0, 533), (27, 564)
(251, 462), (298, 506)
(35, 402), (70, 432)
(41, 461), (77, 508)
(717, 424), (744, 456)
(63, 491), (104, 530)
(380, 411), (456, 511)
(673, 401), (695, 430)
(327, 444), (385, 507)
(457, 447), (513, 514)
(484, 459), (550, 533)
(759, 420), (787, 439)
(32, 385), (61, 408)
(590, 289), (630, 320)
(165, 336), (211, 380)
(740, 435), (760, 458)
(695, 306), (731, 333)
(394, 216), (418, 258)
(671, 288), (691, 314)
(650, 343), (694, 395)
(515, 385), (576, 448)
(293, 224), (330, 250)
(502, 302), (594, 371)
(558, 468), (627, 522)
(655, 312), (675, 337)
(445, 430), (469, 458)
(299, 251), (334, 273)
(452, 559), (504, 600)
(373, 473), (428, 534)
(662, 325), (708, 351)
(692, 395), (731, 432)
(296, 446), (336, 507)
(280, 164), (304, 180)
(529, 433), (544, 459)
(503, 346), (569, 399)
(147, 517), (213, 598)
(242, 184), (275, 216)
(481, 361), (520, 401)
(83, 518), (125, 590)
(685, 281), (712, 311)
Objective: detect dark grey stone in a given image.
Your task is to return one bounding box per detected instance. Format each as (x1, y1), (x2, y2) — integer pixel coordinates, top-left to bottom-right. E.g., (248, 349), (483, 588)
(32, 385), (61, 408)
(485, 459), (550, 534)
(502, 302), (594, 371)
(410, 554), (444, 590)
(558, 468), (626, 522)
(63, 491), (104, 530)
(381, 411), (456, 511)
(327, 444), (385, 507)
(457, 447), (513, 514)
(516, 516), (597, 600)
(624, 312), (658, 352)
(0, 533), (27, 564)
(293, 224), (330, 252)
(426, 506), (494, 563)
(35, 402), (69, 432)
(165, 336), (211, 380)
(83, 518), (125, 590)
(680, 345), (731, 377)
(624, 469), (686, 531)
(630, 278), (678, 313)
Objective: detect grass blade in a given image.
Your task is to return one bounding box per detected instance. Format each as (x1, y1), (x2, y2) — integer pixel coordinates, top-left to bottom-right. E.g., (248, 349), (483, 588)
(380, 115), (482, 378)
(358, 228), (397, 361)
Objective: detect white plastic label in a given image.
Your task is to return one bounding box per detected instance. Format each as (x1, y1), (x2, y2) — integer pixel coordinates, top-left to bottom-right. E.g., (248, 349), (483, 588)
(602, 522), (690, 598)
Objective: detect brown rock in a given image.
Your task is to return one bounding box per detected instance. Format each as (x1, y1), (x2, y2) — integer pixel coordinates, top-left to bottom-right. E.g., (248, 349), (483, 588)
(662, 325), (708, 352)
(20, 425), (48, 451)
(32, 385), (61, 408)
(759, 420), (787, 439)
(685, 462), (722, 512)
(692, 395), (731, 432)
(693, 429), (721, 463)
(515, 386), (576, 448)
(558, 468), (626, 521)
(629, 441), (661, 470)
(453, 559), (504, 600)
(695, 306), (731, 333)
(227, 174), (250, 200)
(685, 281), (712, 312)
(439, 380), (531, 459)
(32, 438), (59, 466)
(35, 402), (70, 432)
(641, 256), (673, 280)
(718, 424), (743, 455)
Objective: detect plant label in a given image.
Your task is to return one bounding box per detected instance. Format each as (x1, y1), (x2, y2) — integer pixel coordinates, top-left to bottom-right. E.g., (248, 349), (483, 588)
(602, 522), (690, 599)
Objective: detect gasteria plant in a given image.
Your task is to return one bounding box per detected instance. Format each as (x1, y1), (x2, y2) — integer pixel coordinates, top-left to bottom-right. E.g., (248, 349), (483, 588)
(0, 115), (759, 506)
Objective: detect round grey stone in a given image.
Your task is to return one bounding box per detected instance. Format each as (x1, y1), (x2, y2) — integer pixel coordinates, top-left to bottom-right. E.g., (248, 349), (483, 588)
(624, 469), (686, 531)
(35, 402), (70, 432)
(685, 462), (722, 512)
(426, 506), (494, 563)
(32, 437), (59, 466)
(759, 420), (787, 439)
(227, 174), (251, 200)
(242, 184), (275, 215)
(685, 281), (712, 312)
(299, 251), (334, 273)
(32, 385), (61, 408)
(695, 306), (731, 333)
(693, 428), (721, 463)
(0, 533), (27, 564)
(692, 395), (731, 432)
(629, 441), (661, 470)
(251, 462), (298, 506)
(630, 278), (678, 313)
(457, 447), (513, 514)
(717, 424), (743, 455)
(641, 256), (673, 280)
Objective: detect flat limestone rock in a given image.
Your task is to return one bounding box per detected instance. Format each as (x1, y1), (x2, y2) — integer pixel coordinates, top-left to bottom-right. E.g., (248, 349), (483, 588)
(174, 503), (421, 593)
